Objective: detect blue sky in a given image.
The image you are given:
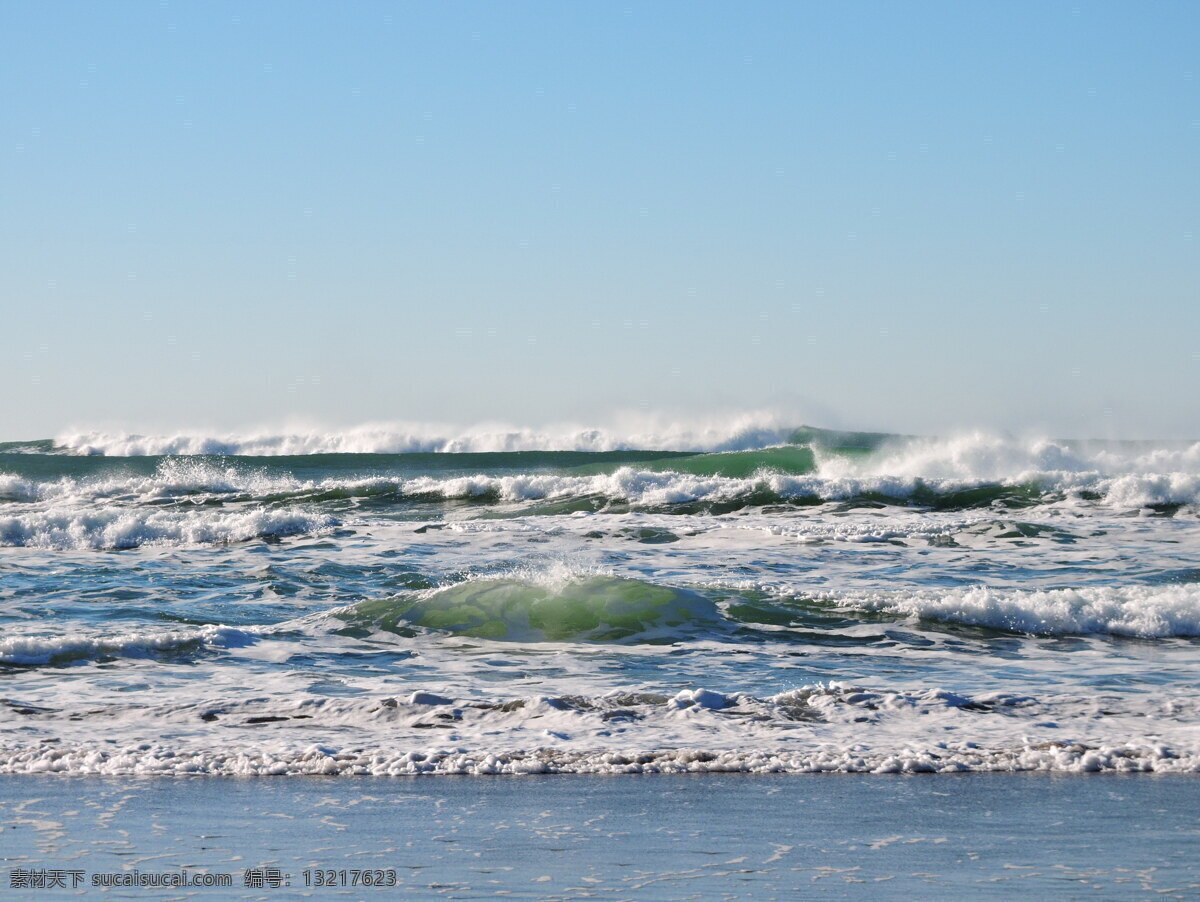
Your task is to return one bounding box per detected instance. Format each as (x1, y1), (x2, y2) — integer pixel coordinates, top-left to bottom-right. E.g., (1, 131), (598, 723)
(3, 1), (1197, 440)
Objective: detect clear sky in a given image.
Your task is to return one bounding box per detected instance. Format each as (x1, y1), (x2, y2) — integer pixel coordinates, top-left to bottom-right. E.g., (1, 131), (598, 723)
(3, 1), (1197, 440)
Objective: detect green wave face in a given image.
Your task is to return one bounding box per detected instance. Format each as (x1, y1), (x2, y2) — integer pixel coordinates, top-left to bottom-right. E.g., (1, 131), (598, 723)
(648, 446), (817, 478)
(563, 445), (820, 478)
(339, 576), (721, 643)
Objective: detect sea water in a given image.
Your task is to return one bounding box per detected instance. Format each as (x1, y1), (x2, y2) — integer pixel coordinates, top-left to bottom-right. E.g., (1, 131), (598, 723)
(2, 423), (1200, 776)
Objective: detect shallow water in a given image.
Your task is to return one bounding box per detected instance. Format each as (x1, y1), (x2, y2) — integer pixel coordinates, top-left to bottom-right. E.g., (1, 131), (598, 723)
(2, 426), (1200, 774)
(1, 774), (1198, 899)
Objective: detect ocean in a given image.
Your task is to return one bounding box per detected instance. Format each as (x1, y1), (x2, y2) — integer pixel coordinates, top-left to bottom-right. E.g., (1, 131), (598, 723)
(2, 423), (1199, 777)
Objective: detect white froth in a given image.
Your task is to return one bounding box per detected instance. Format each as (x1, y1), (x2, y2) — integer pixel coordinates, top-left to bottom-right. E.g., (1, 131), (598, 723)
(1, 742), (1193, 776)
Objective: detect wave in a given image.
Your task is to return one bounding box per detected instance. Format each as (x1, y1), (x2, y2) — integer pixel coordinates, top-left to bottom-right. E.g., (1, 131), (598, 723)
(0, 625), (258, 666)
(0, 507), (336, 550)
(50, 414), (804, 456)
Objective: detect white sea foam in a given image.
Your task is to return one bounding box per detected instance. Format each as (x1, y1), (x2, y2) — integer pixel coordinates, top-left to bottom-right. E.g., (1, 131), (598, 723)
(2, 742), (1193, 776)
(0, 625), (258, 666)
